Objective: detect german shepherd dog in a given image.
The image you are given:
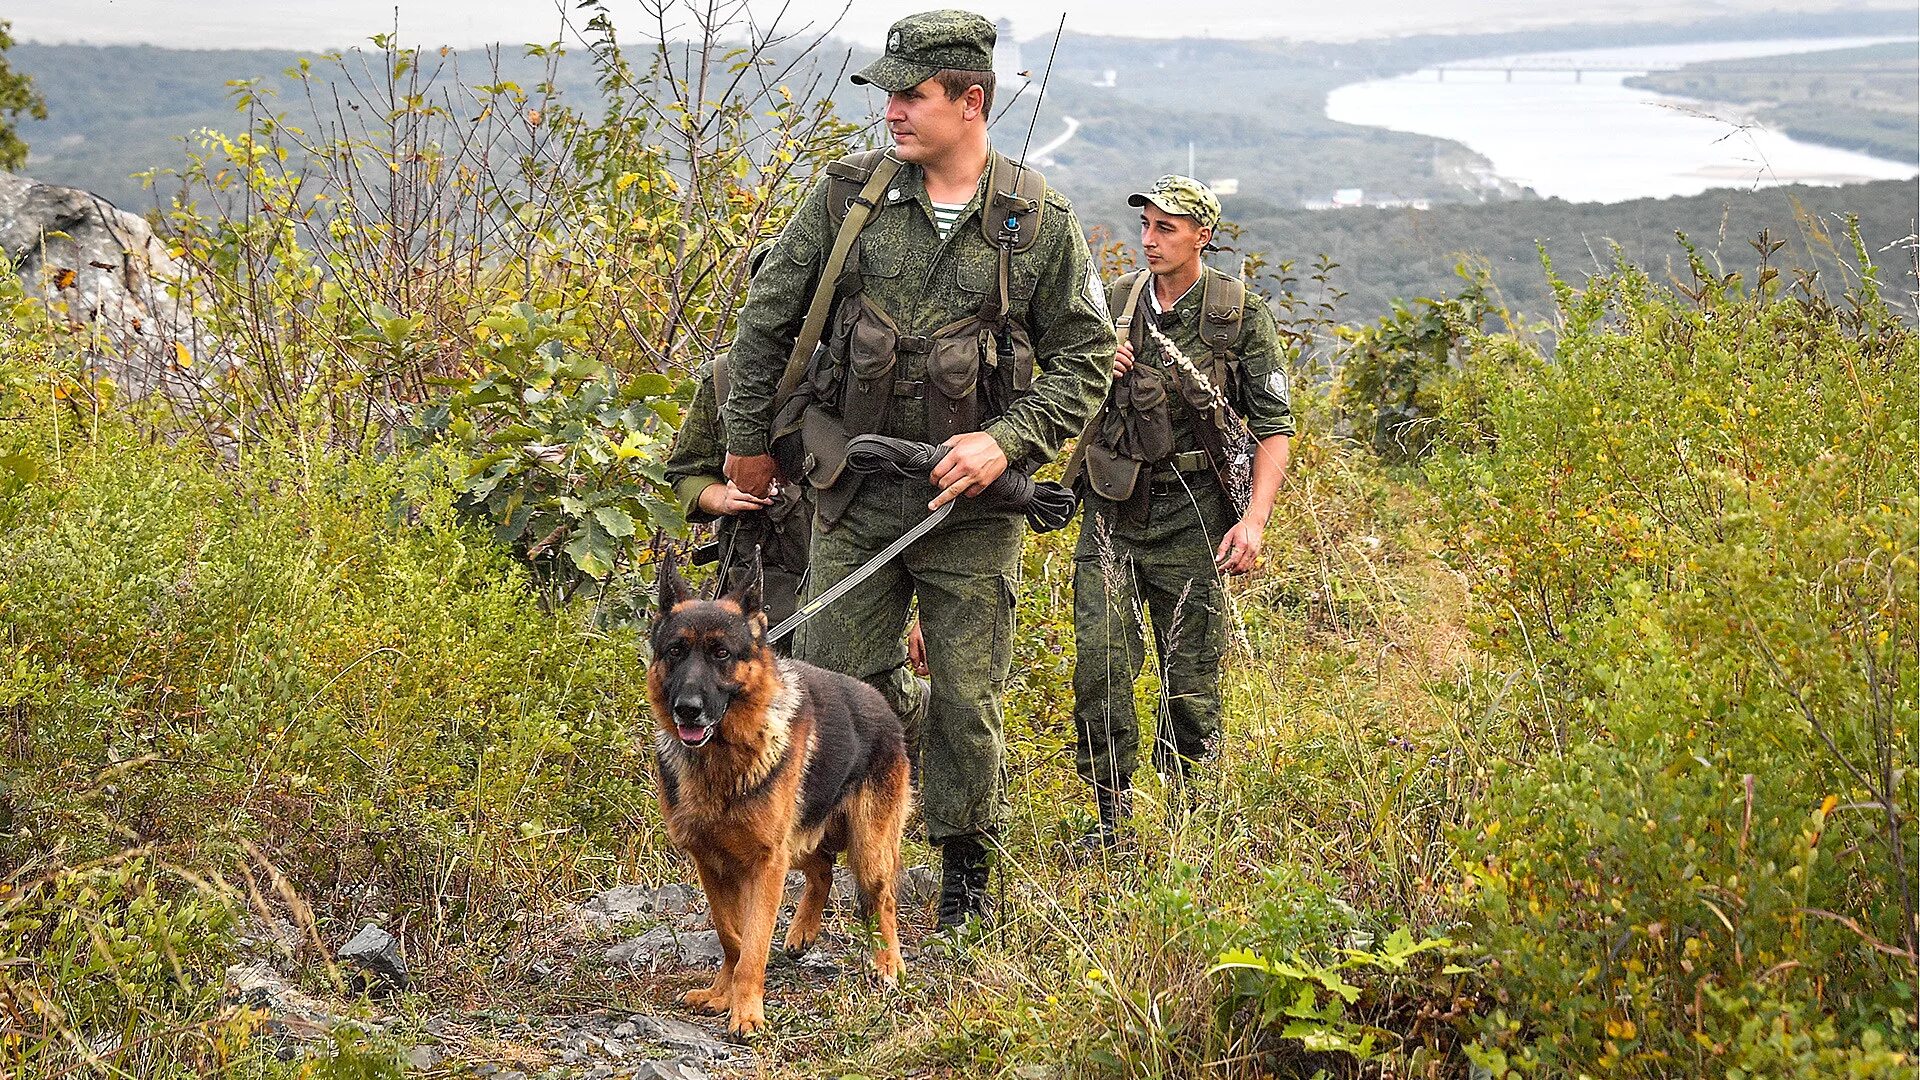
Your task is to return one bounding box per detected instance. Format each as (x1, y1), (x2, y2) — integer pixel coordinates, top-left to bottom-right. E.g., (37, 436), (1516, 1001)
(647, 558), (911, 1036)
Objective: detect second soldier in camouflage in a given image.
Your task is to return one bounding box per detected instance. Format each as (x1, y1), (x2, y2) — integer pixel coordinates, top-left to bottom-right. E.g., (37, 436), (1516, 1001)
(1066, 174), (1295, 851)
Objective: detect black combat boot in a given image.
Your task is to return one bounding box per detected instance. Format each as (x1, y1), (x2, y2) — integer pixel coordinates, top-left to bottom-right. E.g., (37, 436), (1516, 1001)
(1072, 778), (1134, 857)
(935, 835), (992, 929)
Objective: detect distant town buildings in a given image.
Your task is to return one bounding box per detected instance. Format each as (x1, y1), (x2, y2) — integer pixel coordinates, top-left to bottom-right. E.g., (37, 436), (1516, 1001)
(1300, 188), (1432, 210)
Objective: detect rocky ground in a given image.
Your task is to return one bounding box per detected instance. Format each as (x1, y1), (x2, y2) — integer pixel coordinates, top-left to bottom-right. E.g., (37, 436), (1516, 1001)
(227, 867), (943, 1078)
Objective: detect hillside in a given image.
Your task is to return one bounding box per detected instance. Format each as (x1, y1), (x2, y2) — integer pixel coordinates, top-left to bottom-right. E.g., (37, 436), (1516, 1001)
(1625, 41), (1919, 164)
(1210, 177), (1920, 323)
(13, 7), (1917, 211)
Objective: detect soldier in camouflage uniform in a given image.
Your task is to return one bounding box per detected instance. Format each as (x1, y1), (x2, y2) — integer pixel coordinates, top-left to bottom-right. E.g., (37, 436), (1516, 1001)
(1066, 175), (1295, 851)
(662, 360), (930, 758)
(720, 10), (1115, 927)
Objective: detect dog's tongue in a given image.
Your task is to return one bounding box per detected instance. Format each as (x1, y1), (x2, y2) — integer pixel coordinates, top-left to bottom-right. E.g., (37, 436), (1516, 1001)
(677, 724), (708, 744)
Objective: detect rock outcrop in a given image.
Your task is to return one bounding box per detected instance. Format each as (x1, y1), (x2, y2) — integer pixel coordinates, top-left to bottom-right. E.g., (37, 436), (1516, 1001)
(0, 172), (204, 399)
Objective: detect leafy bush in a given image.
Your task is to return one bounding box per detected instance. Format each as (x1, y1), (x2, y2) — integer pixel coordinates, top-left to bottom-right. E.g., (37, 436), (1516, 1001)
(1334, 269), (1498, 462)
(1429, 234), (1917, 1074)
(413, 300), (684, 591)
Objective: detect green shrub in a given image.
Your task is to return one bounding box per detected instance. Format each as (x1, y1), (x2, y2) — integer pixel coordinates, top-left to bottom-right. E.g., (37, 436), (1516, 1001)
(1429, 237), (1917, 1074)
(0, 374), (662, 928)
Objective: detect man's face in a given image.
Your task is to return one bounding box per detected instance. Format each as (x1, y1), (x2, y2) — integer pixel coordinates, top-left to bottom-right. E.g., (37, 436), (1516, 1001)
(1140, 203), (1210, 275)
(885, 77), (981, 163)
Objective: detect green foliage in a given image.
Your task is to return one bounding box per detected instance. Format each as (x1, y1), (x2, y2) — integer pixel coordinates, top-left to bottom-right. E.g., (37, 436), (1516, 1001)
(1213, 927), (1455, 1061)
(1334, 269), (1497, 461)
(414, 300), (683, 590)
(0, 19), (47, 172)
(2, 858), (237, 1053)
(1428, 233), (1918, 1074)
(0, 355), (659, 905)
(142, 17), (855, 594)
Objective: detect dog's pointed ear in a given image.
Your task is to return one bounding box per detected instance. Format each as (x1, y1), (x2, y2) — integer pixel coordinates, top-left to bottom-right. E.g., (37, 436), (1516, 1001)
(657, 550), (694, 612)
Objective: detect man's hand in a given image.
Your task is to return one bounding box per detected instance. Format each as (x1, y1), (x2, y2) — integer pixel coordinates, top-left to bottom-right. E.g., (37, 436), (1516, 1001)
(1215, 515), (1265, 574)
(927, 431), (1008, 511)
(724, 452), (780, 499)
(1111, 339), (1135, 380)
(696, 480), (773, 517)
(907, 619), (928, 677)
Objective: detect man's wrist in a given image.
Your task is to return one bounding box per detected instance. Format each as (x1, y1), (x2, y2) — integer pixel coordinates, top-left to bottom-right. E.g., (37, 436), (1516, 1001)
(983, 422), (1027, 466)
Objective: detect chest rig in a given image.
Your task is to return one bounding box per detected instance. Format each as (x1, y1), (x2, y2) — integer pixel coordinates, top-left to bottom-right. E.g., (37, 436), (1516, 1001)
(787, 148), (1048, 524)
(1064, 266), (1246, 505)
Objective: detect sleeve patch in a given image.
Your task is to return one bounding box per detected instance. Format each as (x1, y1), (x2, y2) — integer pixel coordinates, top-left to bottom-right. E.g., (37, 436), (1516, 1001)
(1084, 264), (1111, 322)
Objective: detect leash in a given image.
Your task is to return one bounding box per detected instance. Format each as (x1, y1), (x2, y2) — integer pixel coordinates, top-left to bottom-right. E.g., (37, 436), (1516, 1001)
(767, 501), (952, 644)
(763, 434), (1076, 644)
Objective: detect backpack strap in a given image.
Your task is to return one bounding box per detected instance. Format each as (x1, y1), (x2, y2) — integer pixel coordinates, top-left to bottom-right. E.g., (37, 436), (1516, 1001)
(1060, 269), (1152, 491)
(976, 151), (1047, 327)
(1106, 269), (1151, 355)
(712, 355), (730, 406)
(773, 149), (905, 409)
(1198, 269), (1245, 363)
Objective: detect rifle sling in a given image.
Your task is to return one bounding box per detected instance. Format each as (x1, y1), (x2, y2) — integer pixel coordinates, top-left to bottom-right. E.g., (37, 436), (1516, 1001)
(773, 153), (905, 407)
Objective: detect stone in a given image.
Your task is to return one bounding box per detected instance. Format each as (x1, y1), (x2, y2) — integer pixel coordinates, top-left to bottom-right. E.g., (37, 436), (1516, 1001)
(403, 1045), (440, 1071)
(605, 926), (725, 970)
(611, 1022), (638, 1039)
(578, 883), (703, 929)
(631, 1064), (710, 1080)
(0, 173), (208, 402)
(627, 1015), (740, 1064)
(222, 962), (339, 1037)
(337, 924), (409, 993)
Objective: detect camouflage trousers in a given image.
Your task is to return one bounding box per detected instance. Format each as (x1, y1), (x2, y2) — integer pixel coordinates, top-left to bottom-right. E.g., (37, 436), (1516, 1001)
(1071, 477), (1233, 792)
(794, 475), (1019, 845)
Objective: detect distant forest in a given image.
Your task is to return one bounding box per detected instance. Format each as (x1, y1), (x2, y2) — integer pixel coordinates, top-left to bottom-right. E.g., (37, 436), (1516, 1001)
(1210, 178), (1918, 325)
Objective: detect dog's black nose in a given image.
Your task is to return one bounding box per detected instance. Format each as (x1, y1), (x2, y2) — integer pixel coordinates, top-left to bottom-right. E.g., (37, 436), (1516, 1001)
(673, 694), (705, 724)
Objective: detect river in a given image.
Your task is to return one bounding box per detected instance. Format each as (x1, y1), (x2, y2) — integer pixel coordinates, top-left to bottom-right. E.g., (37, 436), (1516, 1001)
(1325, 36), (1920, 203)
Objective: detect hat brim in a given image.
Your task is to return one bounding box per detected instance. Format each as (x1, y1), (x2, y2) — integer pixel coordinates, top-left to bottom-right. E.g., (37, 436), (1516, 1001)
(1128, 191), (1217, 231)
(851, 55), (939, 92)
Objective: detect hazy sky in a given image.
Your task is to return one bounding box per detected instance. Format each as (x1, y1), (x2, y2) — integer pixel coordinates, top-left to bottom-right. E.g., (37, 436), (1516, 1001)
(9, 0), (1898, 50)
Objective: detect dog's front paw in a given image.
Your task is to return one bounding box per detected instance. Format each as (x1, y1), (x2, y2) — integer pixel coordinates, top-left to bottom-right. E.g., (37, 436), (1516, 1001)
(683, 986), (728, 1014)
(783, 927), (819, 956)
(726, 1002), (767, 1037)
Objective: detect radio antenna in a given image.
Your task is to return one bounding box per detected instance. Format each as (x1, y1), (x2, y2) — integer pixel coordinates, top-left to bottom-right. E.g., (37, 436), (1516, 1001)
(1017, 13), (1066, 172)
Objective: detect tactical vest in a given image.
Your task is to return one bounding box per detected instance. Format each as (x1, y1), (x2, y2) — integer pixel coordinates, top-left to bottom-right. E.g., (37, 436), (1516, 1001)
(1067, 266), (1246, 503)
(798, 148), (1049, 523)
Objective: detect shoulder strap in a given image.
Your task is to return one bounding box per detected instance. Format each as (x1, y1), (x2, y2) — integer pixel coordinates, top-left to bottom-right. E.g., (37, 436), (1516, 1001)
(977, 152), (1048, 326)
(1198, 269), (1245, 360)
(1109, 269), (1151, 355)
(712, 355), (730, 405)
(774, 150), (905, 407)
(980, 152), (1046, 254)
(1061, 269), (1152, 489)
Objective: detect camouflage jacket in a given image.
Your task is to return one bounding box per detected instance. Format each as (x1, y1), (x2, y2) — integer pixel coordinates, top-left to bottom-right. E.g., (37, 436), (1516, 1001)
(1126, 267), (1296, 456)
(663, 361), (728, 520)
(720, 152), (1117, 464)
(663, 361), (811, 575)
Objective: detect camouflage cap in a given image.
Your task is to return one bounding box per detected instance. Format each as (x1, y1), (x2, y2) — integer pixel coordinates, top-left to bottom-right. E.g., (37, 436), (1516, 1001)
(1128, 174), (1222, 231)
(852, 10), (996, 93)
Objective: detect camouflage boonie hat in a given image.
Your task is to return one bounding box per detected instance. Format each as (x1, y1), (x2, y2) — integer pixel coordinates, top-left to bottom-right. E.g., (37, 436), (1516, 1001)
(1128, 174), (1222, 231)
(852, 10), (996, 93)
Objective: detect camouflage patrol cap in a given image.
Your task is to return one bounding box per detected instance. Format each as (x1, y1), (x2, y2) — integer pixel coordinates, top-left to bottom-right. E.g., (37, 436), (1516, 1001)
(1128, 174), (1222, 231)
(851, 10), (996, 93)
